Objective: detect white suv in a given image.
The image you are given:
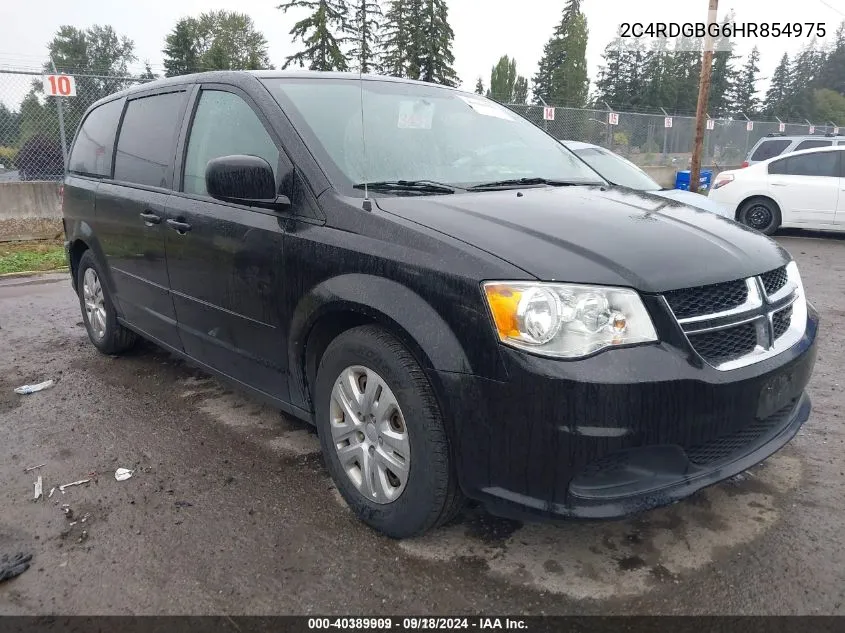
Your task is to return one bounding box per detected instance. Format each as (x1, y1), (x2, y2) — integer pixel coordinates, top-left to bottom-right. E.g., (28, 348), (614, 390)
(744, 133), (845, 167)
(710, 145), (845, 234)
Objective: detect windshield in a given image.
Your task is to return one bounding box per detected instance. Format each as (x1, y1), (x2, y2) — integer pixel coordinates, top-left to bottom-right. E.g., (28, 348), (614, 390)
(571, 147), (661, 191)
(262, 77), (604, 191)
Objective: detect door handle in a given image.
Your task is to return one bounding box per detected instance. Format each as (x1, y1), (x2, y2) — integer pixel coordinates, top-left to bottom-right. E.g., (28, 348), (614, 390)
(139, 211), (161, 225)
(166, 219), (192, 234)
(771, 182), (787, 187)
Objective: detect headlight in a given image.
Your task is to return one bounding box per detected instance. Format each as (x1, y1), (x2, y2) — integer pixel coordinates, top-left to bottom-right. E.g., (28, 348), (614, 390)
(483, 282), (658, 359)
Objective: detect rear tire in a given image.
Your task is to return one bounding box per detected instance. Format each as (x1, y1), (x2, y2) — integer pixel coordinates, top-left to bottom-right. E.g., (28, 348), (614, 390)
(76, 250), (137, 355)
(737, 197), (780, 235)
(314, 325), (463, 538)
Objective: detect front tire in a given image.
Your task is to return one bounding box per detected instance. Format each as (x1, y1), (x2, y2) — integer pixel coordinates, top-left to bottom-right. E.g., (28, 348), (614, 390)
(738, 197), (781, 235)
(77, 250), (137, 355)
(314, 325), (463, 538)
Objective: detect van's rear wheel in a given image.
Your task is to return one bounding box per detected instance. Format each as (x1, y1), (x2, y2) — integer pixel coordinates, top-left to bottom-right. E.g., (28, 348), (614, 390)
(314, 325), (462, 538)
(738, 198), (780, 235)
(77, 250), (137, 355)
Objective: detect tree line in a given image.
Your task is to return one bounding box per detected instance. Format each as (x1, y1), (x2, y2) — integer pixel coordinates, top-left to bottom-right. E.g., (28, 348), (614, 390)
(4, 0), (845, 167)
(593, 14), (845, 124)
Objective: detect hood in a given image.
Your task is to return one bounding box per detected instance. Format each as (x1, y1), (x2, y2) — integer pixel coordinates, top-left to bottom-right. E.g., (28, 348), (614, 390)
(651, 188), (732, 218)
(375, 185), (791, 293)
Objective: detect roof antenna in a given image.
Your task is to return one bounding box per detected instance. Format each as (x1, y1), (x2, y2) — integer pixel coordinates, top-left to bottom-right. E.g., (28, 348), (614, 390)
(359, 69), (372, 212)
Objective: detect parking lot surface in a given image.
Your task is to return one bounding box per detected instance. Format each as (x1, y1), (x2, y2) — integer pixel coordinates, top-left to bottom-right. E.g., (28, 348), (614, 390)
(0, 232), (843, 615)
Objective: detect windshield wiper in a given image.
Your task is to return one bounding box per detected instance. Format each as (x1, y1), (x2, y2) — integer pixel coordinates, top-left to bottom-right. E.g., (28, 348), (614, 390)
(353, 180), (457, 194)
(468, 177), (600, 190)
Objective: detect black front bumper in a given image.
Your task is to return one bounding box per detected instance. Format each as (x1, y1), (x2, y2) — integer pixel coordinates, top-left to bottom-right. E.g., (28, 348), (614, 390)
(431, 305), (819, 521)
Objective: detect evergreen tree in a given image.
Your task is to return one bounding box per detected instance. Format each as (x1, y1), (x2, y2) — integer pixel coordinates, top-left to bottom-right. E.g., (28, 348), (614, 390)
(595, 37), (645, 110)
(731, 46), (760, 116)
(381, 0), (410, 77)
(533, 0), (589, 106)
(163, 12), (271, 75)
(512, 76), (528, 104)
(639, 40), (672, 111)
(488, 55), (517, 102)
(139, 61), (157, 80)
(816, 21), (845, 95)
(278, 0), (350, 71)
(474, 77), (484, 94)
(789, 42), (828, 119)
(708, 15), (739, 116)
(411, 0), (459, 86)
(0, 104), (20, 147)
(764, 54), (791, 118)
(163, 19), (199, 76)
(594, 38), (625, 108)
(349, 0), (382, 73)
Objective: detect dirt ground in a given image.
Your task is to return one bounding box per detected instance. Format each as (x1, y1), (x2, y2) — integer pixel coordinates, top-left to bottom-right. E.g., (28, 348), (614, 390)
(0, 231), (843, 615)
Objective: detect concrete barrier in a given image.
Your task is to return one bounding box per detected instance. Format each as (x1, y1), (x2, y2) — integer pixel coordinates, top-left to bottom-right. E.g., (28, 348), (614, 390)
(641, 165), (743, 189)
(0, 182), (62, 241)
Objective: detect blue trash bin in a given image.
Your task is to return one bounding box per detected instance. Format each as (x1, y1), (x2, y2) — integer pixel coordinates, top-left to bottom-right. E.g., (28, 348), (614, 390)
(675, 170), (713, 192)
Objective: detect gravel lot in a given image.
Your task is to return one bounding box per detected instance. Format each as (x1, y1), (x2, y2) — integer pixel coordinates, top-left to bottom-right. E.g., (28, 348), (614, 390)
(0, 231), (843, 615)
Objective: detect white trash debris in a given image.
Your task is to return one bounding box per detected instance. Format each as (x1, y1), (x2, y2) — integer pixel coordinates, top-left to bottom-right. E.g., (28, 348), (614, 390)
(23, 464), (46, 472)
(14, 380), (55, 395)
(114, 468), (134, 482)
(59, 479), (91, 493)
(33, 476), (43, 501)
(48, 487), (56, 499)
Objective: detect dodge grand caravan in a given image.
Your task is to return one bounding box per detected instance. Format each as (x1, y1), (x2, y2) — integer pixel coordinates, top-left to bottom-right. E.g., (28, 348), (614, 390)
(63, 72), (819, 538)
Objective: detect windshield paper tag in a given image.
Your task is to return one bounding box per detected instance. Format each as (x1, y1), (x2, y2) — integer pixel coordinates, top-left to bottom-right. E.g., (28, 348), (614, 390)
(458, 96), (514, 120)
(398, 100), (435, 129)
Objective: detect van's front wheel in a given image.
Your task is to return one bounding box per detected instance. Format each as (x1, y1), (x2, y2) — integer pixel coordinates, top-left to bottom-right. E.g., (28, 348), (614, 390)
(314, 325), (462, 538)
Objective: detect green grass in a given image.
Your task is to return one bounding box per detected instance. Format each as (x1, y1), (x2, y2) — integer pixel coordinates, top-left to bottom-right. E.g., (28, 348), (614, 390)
(0, 241), (66, 275)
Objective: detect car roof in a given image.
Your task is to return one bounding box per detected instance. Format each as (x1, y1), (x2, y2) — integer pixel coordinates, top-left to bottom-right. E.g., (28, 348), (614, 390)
(754, 143), (845, 165)
(87, 70), (467, 110)
(754, 134), (843, 143)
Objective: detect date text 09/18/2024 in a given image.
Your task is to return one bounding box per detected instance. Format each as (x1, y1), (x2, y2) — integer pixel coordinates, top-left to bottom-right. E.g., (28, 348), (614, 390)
(307, 618), (528, 630)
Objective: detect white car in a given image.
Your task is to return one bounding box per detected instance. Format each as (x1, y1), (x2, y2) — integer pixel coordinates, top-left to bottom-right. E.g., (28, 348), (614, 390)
(709, 145), (845, 235)
(562, 141), (732, 218)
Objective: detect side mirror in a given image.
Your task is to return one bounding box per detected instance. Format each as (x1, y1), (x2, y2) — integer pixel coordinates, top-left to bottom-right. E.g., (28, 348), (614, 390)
(205, 155), (291, 211)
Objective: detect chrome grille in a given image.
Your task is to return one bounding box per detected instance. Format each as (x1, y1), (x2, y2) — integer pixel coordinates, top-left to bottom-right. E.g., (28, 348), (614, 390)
(664, 264), (805, 371)
(772, 305), (792, 340)
(687, 322), (757, 365)
(761, 266), (788, 296)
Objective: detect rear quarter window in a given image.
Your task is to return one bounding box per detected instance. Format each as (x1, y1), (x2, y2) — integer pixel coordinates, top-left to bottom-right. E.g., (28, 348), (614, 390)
(750, 139), (790, 161)
(68, 98), (124, 177)
(794, 139), (833, 151)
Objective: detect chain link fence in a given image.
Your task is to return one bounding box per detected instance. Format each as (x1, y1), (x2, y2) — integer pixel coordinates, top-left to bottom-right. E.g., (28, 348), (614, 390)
(0, 66), (841, 182)
(0, 69), (150, 183)
(507, 103), (841, 169)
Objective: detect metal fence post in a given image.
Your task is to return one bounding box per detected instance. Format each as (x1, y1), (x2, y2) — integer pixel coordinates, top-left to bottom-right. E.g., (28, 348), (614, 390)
(660, 108), (669, 163)
(50, 59), (69, 171)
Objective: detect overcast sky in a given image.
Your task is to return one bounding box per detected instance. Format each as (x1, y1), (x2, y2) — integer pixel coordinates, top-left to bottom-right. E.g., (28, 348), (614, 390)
(1, 0), (844, 109)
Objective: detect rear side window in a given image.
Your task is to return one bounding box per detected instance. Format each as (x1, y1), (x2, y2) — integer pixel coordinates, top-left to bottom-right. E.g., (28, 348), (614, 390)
(750, 139), (790, 161)
(68, 99), (124, 177)
(794, 139), (832, 151)
(769, 151), (839, 177)
(183, 90), (280, 196)
(114, 91), (187, 188)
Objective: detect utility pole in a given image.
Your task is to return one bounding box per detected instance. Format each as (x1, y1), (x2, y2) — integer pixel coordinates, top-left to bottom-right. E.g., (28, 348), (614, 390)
(689, 0), (718, 194)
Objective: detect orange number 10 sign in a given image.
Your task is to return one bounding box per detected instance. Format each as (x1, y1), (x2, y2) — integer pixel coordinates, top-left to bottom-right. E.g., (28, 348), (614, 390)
(42, 74), (77, 97)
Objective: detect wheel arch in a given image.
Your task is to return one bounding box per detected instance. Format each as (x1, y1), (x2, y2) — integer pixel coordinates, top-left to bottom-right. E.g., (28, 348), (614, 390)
(736, 194), (782, 223)
(288, 274), (473, 416)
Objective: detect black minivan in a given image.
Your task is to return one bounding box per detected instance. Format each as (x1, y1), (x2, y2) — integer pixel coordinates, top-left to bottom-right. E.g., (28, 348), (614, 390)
(63, 71), (818, 538)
